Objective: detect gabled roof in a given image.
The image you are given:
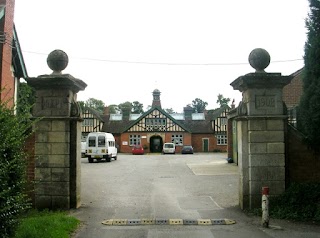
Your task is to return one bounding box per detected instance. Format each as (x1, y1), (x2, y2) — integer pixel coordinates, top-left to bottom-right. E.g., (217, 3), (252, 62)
(290, 67), (304, 77)
(101, 114), (130, 134)
(99, 105), (229, 134)
(207, 104), (230, 120)
(83, 107), (104, 121)
(122, 106), (191, 133)
(12, 25), (28, 78)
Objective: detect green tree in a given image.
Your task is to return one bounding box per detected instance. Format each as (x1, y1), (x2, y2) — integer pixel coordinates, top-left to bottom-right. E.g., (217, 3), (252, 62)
(118, 101), (133, 116)
(0, 102), (33, 237)
(191, 98), (208, 113)
(85, 98), (105, 112)
(78, 101), (85, 113)
(216, 94), (230, 107)
(164, 108), (175, 114)
(108, 104), (120, 114)
(132, 101), (144, 114)
(298, 0), (320, 152)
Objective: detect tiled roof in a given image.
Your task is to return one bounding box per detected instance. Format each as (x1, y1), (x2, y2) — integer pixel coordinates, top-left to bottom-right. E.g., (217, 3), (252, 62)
(96, 105), (229, 134)
(102, 115), (131, 134)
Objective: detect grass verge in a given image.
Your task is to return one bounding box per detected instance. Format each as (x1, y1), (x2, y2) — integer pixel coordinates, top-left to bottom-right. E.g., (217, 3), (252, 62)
(15, 210), (80, 238)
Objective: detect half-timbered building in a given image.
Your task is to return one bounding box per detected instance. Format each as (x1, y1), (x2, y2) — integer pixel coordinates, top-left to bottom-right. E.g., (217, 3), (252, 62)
(81, 89), (230, 153)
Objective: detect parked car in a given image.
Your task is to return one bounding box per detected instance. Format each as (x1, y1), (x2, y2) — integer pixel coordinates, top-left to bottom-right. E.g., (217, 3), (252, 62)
(181, 145), (194, 154)
(132, 145), (144, 155)
(162, 143), (175, 154)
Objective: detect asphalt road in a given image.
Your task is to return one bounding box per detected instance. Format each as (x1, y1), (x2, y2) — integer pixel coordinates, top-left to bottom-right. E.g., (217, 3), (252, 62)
(71, 153), (320, 238)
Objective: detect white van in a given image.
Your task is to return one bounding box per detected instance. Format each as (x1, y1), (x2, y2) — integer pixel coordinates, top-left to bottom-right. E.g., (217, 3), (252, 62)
(86, 132), (117, 163)
(162, 143), (176, 154)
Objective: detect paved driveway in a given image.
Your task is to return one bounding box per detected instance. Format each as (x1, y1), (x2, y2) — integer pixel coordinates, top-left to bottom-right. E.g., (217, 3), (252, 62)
(71, 153), (320, 238)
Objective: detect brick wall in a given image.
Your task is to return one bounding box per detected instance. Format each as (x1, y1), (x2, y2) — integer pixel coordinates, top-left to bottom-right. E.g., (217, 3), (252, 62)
(283, 70), (303, 109)
(0, 0), (15, 107)
(192, 133), (227, 152)
(286, 125), (320, 184)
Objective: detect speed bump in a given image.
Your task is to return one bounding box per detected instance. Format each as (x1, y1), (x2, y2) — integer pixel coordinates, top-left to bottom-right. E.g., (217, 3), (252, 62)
(141, 219), (155, 225)
(102, 218), (236, 226)
(198, 219), (212, 225)
(169, 219), (183, 225)
(183, 219), (198, 225)
(113, 219), (127, 225)
(101, 219), (113, 225)
(127, 219), (141, 225)
(155, 219), (169, 225)
(225, 219), (236, 225)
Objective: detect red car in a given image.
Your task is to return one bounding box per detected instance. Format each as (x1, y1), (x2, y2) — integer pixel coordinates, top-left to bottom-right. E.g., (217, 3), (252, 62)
(132, 145), (144, 155)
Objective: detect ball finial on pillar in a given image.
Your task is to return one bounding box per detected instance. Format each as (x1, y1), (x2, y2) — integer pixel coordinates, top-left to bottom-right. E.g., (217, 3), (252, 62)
(248, 48), (270, 73)
(47, 49), (69, 74)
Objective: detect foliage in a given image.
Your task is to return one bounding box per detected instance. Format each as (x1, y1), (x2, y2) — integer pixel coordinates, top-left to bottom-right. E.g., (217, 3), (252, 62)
(80, 98), (105, 113)
(216, 94), (230, 107)
(298, 0), (320, 152)
(191, 98), (208, 113)
(15, 210), (79, 238)
(108, 104), (120, 114)
(78, 101), (85, 113)
(0, 101), (33, 238)
(16, 83), (35, 116)
(269, 183), (320, 221)
(118, 101), (133, 116)
(132, 101), (144, 114)
(164, 108), (175, 114)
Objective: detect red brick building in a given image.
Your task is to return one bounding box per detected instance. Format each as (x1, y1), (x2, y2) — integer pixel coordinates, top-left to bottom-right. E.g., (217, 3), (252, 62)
(282, 68), (304, 126)
(82, 89), (229, 153)
(0, 0), (27, 108)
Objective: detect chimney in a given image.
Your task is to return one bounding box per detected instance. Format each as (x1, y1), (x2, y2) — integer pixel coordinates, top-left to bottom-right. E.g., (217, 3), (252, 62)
(151, 89), (161, 108)
(104, 106), (110, 115)
(184, 105), (193, 119)
(231, 99), (235, 109)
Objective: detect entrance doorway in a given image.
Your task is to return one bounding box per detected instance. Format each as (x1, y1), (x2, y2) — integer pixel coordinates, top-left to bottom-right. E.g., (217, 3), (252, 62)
(150, 135), (163, 153)
(203, 138), (209, 152)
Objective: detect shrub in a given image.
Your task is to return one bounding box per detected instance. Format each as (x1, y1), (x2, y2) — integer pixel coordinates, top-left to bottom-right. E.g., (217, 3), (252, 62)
(0, 100), (34, 238)
(270, 183), (320, 221)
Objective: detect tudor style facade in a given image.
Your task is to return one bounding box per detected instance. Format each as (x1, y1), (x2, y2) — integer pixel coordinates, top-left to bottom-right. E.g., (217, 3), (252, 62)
(81, 89), (229, 153)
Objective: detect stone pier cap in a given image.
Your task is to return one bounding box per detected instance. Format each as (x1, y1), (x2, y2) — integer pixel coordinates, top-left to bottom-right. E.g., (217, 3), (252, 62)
(27, 74), (87, 93)
(231, 73), (292, 92)
(26, 49), (87, 93)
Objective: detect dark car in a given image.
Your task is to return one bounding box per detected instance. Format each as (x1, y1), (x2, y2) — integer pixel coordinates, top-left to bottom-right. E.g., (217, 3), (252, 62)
(132, 145), (144, 155)
(181, 145), (194, 154)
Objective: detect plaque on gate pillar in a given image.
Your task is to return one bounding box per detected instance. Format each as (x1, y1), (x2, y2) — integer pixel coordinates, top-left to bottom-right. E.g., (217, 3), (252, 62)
(27, 50), (87, 210)
(230, 48), (293, 209)
(231, 48), (292, 116)
(27, 49), (87, 117)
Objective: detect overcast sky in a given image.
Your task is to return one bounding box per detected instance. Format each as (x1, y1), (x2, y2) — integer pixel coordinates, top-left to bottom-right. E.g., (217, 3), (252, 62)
(14, 0), (309, 112)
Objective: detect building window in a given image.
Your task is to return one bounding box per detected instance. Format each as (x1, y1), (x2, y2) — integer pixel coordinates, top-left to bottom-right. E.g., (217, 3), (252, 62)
(145, 118), (166, 131)
(171, 134), (183, 145)
(288, 107), (297, 127)
(217, 135), (227, 145)
(83, 118), (94, 126)
(130, 135), (141, 146)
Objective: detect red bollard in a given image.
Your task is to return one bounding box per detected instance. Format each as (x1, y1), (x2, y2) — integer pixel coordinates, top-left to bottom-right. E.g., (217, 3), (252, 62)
(262, 187), (269, 228)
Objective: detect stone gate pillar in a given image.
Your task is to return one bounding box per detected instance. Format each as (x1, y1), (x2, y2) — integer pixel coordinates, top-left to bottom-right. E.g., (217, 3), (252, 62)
(27, 50), (87, 209)
(230, 48), (292, 209)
